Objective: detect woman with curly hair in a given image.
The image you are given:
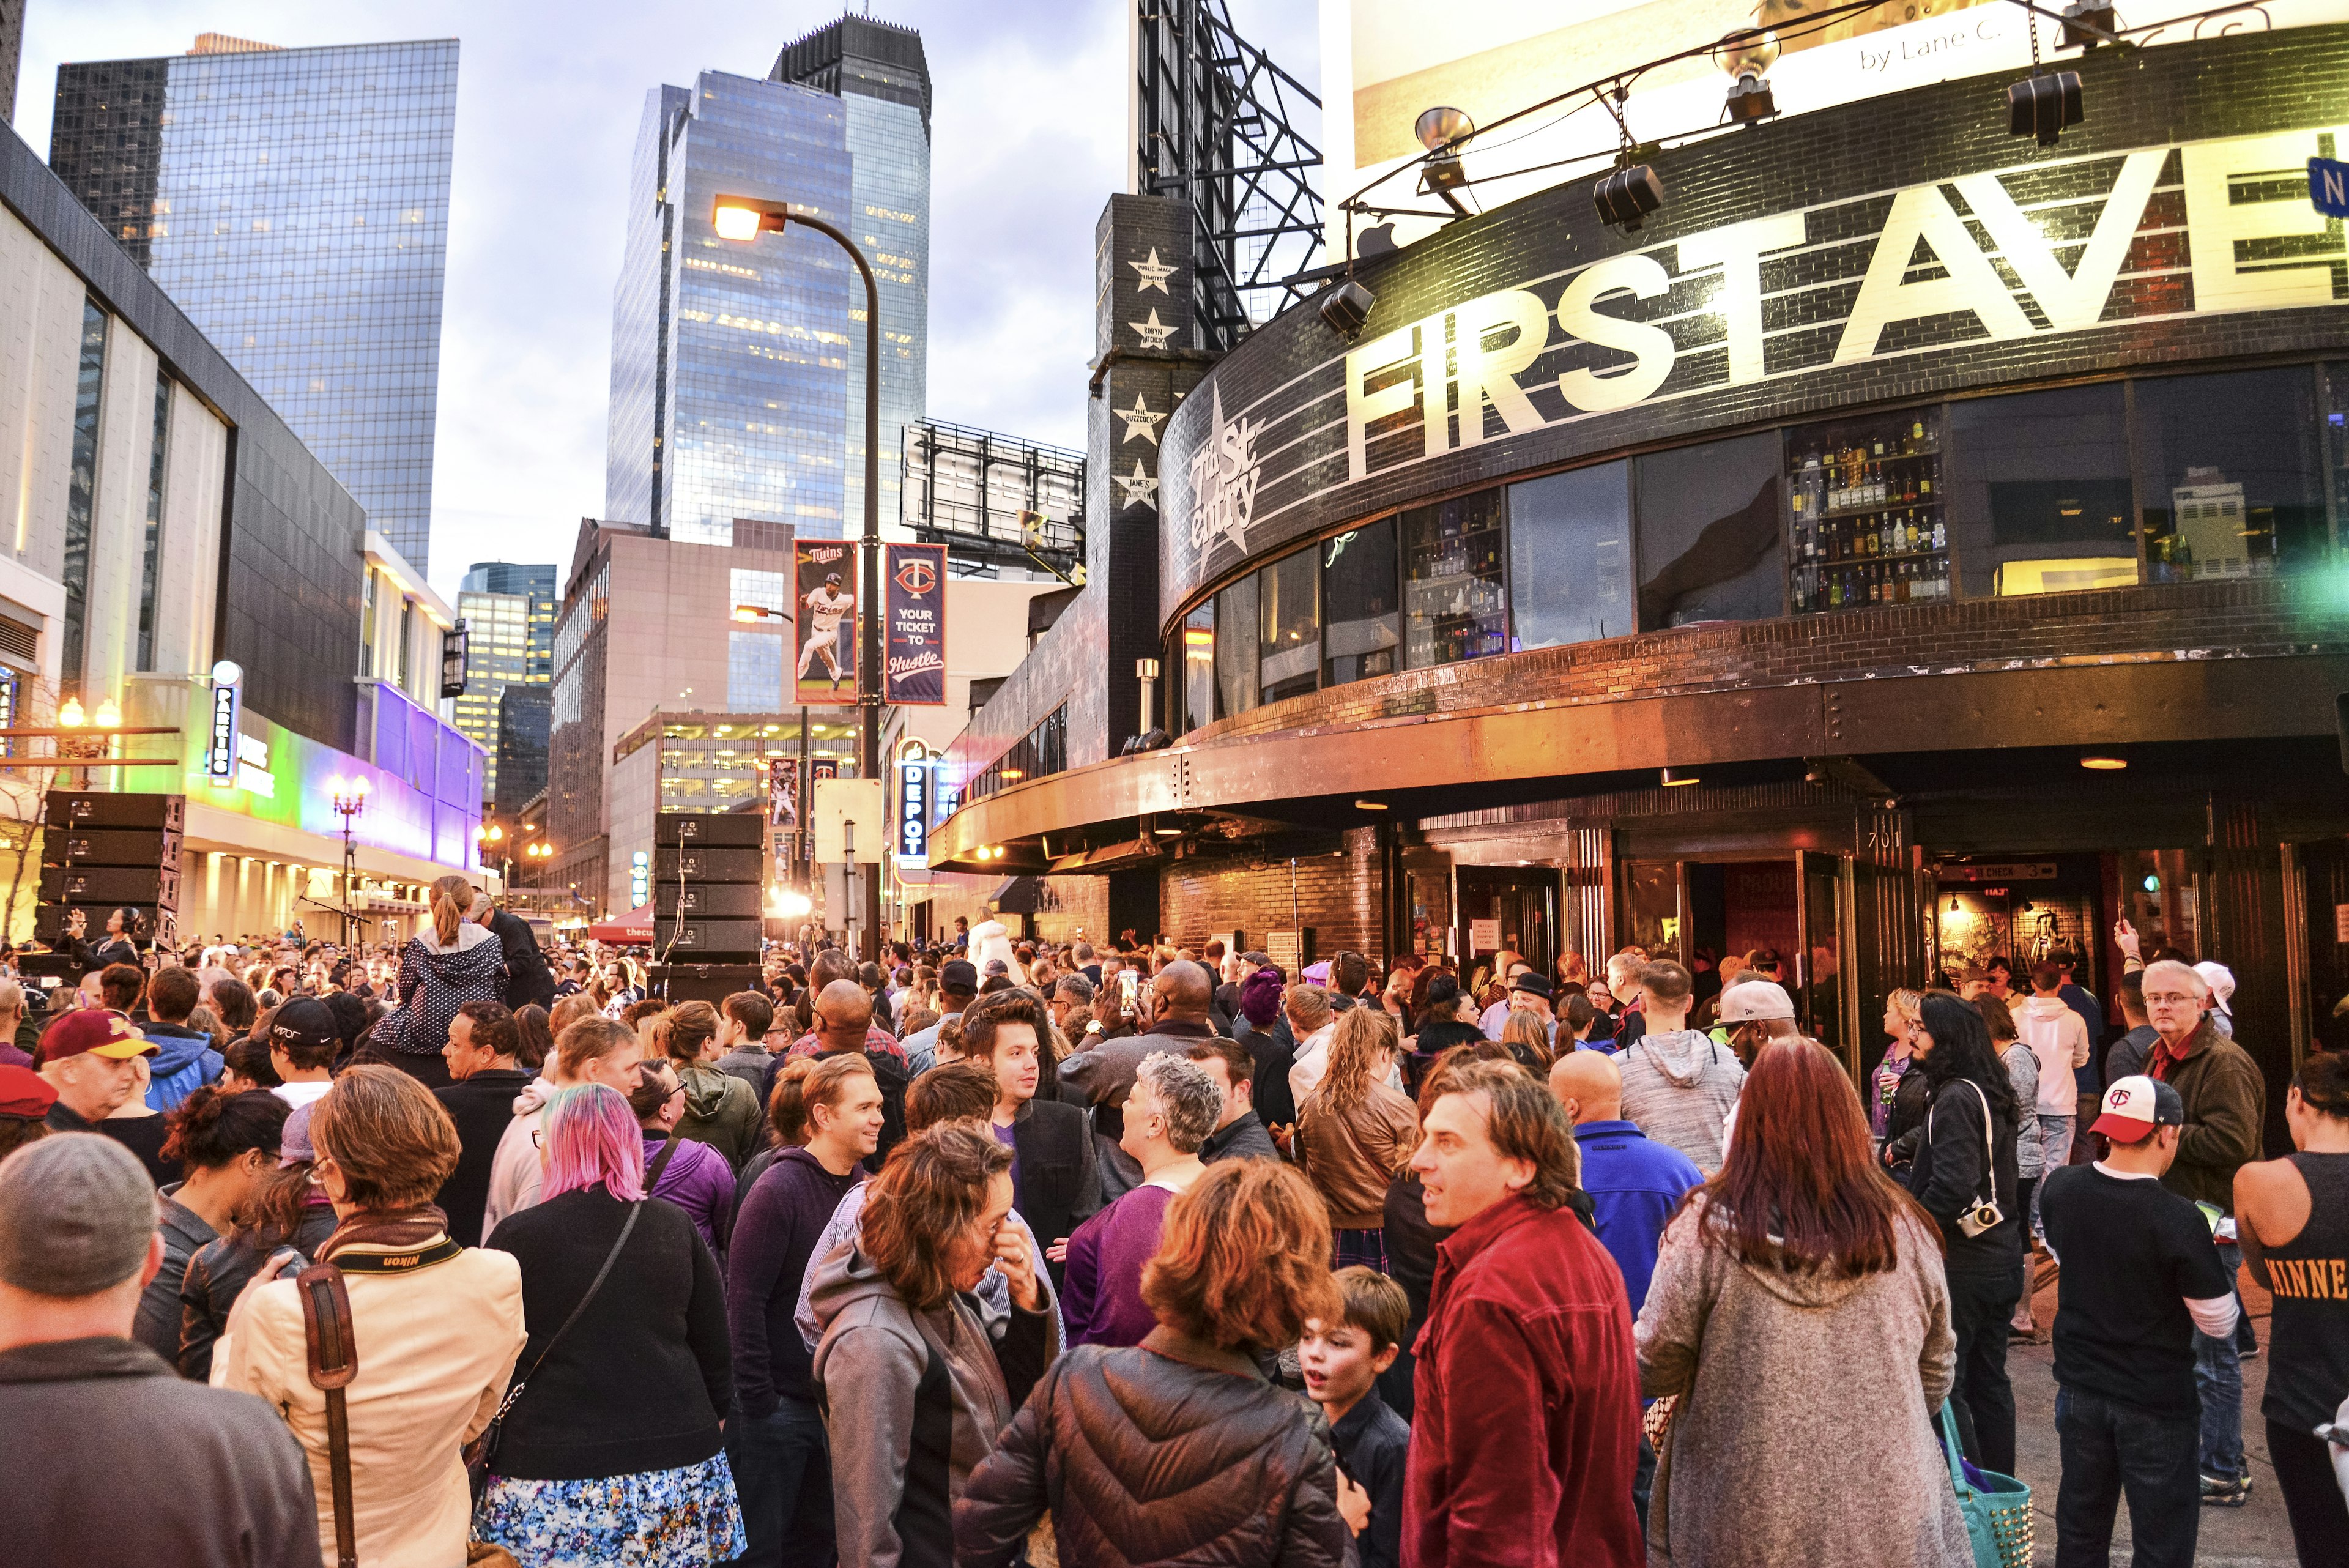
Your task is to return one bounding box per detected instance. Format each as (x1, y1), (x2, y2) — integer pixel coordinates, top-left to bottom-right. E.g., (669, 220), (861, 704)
(955, 1158), (1354, 1567)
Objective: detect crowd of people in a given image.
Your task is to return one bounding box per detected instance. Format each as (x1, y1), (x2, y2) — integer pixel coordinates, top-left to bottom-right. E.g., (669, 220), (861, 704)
(1, 899), (2343, 1568)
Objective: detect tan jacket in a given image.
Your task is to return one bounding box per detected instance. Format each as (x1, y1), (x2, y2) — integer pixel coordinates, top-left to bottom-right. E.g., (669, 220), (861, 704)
(215, 1235), (525, 1568)
(1297, 1080), (1420, 1229)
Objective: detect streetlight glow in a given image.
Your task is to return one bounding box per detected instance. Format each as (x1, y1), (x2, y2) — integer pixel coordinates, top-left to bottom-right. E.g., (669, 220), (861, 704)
(93, 698), (120, 729)
(713, 204), (764, 242)
(57, 697), (83, 728)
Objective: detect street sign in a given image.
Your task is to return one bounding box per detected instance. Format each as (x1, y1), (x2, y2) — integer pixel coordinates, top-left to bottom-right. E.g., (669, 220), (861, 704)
(2313, 156), (2349, 219)
(897, 760), (930, 863)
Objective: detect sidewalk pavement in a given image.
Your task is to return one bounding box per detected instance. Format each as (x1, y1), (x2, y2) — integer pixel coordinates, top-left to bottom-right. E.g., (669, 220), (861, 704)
(2009, 1255), (2301, 1567)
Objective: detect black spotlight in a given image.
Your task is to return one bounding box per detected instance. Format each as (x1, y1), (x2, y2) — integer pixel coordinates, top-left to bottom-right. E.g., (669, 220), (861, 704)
(2007, 71), (2083, 146)
(1318, 278), (1375, 342)
(2061, 1), (2119, 48)
(1594, 165), (1664, 233)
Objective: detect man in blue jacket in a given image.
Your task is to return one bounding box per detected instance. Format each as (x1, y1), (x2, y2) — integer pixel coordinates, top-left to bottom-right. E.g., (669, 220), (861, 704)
(1551, 1047), (1702, 1533)
(136, 966), (221, 1113)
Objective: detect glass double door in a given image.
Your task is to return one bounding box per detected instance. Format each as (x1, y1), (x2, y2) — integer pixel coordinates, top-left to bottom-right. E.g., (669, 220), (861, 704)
(1622, 852), (1850, 1065)
(1457, 867), (1559, 987)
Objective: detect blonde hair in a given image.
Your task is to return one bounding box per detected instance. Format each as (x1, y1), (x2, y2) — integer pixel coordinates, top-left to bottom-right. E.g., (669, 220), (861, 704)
(428, 873), (473, 948)
(1887, 988), (1925, 1027)
(1314, 1005), (1398, 1113)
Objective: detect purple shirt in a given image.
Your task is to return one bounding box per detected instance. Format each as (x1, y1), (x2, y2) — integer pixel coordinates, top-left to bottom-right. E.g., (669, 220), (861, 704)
(992, 1117), (1020, 1193)
(645, 1133), (737, 1256)
(1061, 1183), (1176, 1348)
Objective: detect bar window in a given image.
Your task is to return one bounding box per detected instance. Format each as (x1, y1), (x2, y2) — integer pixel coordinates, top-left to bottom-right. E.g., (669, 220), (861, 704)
(1636, 431), (1783, 628)
(1258, 548), (1321, 704)
(1510, 462), (1631, 648)
(1321, 516), (1400, 686)
(1179, 602), (1215, 732)
(1402, 488), (1505, 669)
(1214, 573), (1258, 718)
(1947, 385), (2132, 598)
(2136, 368), (2326, 582)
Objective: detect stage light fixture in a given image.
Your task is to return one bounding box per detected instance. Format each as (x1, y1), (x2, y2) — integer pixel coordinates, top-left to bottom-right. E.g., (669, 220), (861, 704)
(2080, 754), (2128, 770)
(2007, 71), (2083, 146)
(1594, 165), (1664, 234)
(1713, 28), (1780, 125)
(1415, 106), (1475, 217)
(1318, 278), (1376, 343)
(2061, 2), (2120, 49)
(1661, 766), (1700, 787)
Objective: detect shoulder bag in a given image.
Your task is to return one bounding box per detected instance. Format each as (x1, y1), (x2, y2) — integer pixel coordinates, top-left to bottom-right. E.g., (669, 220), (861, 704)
(462, 1200), (644, 1499)
(1940, 1400), (2032, 1567)
(297, 1261), (361, 1568)
(1928, 1080), (2006, 1238)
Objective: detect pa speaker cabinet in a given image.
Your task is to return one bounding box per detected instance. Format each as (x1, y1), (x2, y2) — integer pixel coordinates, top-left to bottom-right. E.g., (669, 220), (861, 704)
(651, 845), (764, 884)
(39, 864), (180, 912)
(34, 904), (164, 944)
(653, 880), (763, 918)
(43, 826), (182, 872)
(46, 792), (185, 832)
(661, 918), (763, 958)
(656, 812), (764, 849)
(649, 962), (763, 1005)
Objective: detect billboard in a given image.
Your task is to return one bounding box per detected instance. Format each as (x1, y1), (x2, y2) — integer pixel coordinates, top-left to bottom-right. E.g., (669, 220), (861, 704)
(1321, 0), (2349, 255)
(883, 543), (949, 705)
(793, 538), (858, 706)
(768, 756), (799, 830)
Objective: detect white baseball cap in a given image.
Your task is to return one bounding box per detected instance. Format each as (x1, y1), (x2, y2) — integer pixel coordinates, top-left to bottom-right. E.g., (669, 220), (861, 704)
(2193, 962), (2235, 1016)
(1718, 979), (1795, 1023)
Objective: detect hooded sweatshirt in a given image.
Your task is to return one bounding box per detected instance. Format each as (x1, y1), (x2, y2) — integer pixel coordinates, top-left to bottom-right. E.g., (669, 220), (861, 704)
(809, 1241), (1061, 1568)
(141, 1022), (223, 1113)
(482, 1074), (560, 1235)
(1616, 1028), (1746, 1174)
(2015, 995), (2090, 1115)
(673, 1061), (763, 1170)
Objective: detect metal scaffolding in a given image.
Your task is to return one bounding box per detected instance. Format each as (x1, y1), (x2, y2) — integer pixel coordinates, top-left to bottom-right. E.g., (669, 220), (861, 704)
(1132, 0), (1325, 351)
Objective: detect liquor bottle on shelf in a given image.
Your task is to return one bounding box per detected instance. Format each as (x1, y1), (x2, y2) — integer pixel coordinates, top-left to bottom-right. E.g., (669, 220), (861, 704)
(1931, 516), (1946, 550)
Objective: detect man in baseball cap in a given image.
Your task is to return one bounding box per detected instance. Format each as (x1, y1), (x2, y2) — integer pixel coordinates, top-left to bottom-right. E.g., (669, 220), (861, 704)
(1716, 979), (1802, 1068)
(0, 1135), (321, 1566)
(2036, 1071), (2241, 1553)
(36, 1010), (155, 1134)
(900, 958), (978, 1075)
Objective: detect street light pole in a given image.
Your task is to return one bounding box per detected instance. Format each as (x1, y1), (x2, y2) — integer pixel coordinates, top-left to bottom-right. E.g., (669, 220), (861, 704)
(327, 775), (369, 948)
(716, 196), (884, 962)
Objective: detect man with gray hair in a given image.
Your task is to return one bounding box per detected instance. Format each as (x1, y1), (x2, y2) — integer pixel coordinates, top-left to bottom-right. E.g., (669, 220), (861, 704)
(2134, 957), (2266, 1508)
(1058, 1052), (1220, 1348)
(0, 1135), (321, 1566)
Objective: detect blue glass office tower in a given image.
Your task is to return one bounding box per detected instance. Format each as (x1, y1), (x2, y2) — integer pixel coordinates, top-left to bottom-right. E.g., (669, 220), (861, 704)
(51, 35), (458, 570)
(606, 18), (929, 544)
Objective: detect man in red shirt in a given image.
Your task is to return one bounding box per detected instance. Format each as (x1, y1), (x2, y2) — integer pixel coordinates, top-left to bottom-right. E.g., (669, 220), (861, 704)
(1403, 1058), (1642, 1567)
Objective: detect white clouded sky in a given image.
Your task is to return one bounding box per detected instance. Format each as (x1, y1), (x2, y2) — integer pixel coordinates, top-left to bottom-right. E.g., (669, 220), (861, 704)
(14, 1), (1319, 600)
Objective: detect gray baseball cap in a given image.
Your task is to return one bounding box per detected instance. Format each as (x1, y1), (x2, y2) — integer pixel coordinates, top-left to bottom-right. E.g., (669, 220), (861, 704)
(0, 1134), (158, 1297)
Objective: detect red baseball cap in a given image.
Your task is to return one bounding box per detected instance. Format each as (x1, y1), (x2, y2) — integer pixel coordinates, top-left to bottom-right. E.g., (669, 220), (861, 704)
(37, 1009), (157, 1066)
(0, 1064), (56, 1117)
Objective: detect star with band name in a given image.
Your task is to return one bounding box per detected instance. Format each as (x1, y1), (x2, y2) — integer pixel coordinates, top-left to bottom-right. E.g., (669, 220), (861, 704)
(1129, 309), (1176, 350)
(1129, 248), (1176, 294)
(1115, 459), (1159, 508)
(1118, 393), (1167, 446)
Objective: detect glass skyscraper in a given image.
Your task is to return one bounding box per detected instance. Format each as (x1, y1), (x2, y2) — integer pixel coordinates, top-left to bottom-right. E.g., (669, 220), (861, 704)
(50, 34), (458, 569)
(606, 18), (929, 544)
(455, 560), (556, 809)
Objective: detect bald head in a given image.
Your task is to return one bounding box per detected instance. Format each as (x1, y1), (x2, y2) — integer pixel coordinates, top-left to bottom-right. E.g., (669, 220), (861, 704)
(1152, 959), (1214, 1024)
(1549, 1050), (1622, 1126)
(814, 979), (872, 1050)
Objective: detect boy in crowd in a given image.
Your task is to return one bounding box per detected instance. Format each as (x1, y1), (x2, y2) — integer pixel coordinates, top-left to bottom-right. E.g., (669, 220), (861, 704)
(1301, 1266), (1412, 1568)
(2039, 1074), (2238, 1568)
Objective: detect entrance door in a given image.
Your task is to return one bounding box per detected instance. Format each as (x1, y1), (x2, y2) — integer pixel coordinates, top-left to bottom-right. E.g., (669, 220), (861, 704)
(1456, 868), (1559, 982)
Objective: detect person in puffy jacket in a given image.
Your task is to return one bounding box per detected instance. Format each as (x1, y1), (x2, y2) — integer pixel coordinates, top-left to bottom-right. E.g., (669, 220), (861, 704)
(366, 874), (508, 1091)
(139, 966), (224, 1112)
(954, 1157), (1356, 1568)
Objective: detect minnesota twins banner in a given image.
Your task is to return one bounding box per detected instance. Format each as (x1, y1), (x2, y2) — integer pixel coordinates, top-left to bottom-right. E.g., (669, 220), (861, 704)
(883, 543), (949, 705)
(793, 538), (858, 706)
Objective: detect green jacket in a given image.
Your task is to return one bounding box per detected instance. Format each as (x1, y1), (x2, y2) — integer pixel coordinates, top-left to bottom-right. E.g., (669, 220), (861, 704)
(674, 1061), (765, 1172)
(2154, 1019), (2264, 1213)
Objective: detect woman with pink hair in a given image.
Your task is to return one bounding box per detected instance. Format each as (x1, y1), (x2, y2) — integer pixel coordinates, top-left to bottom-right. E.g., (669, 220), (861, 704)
(475, 1084), (744, 1566)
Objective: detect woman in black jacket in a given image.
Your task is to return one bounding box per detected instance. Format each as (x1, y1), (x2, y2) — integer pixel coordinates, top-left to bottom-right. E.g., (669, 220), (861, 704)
(955, 1158), (1356, 1568)
(474, 1083), (743, 1568)
(1903, 990), (2026, 1477)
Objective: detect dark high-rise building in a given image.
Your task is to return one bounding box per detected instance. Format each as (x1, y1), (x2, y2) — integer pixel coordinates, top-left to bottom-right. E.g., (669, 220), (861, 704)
(455, 561), (556, 809)
(0, 0), (26, 126)
(495, 685), (552, 819)
(49, 34), (458, 568)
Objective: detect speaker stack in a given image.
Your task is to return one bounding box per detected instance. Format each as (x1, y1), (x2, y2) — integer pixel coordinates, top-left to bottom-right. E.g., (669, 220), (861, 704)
(35, 792), (185, 955)
(648, 811), (765, 1004)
